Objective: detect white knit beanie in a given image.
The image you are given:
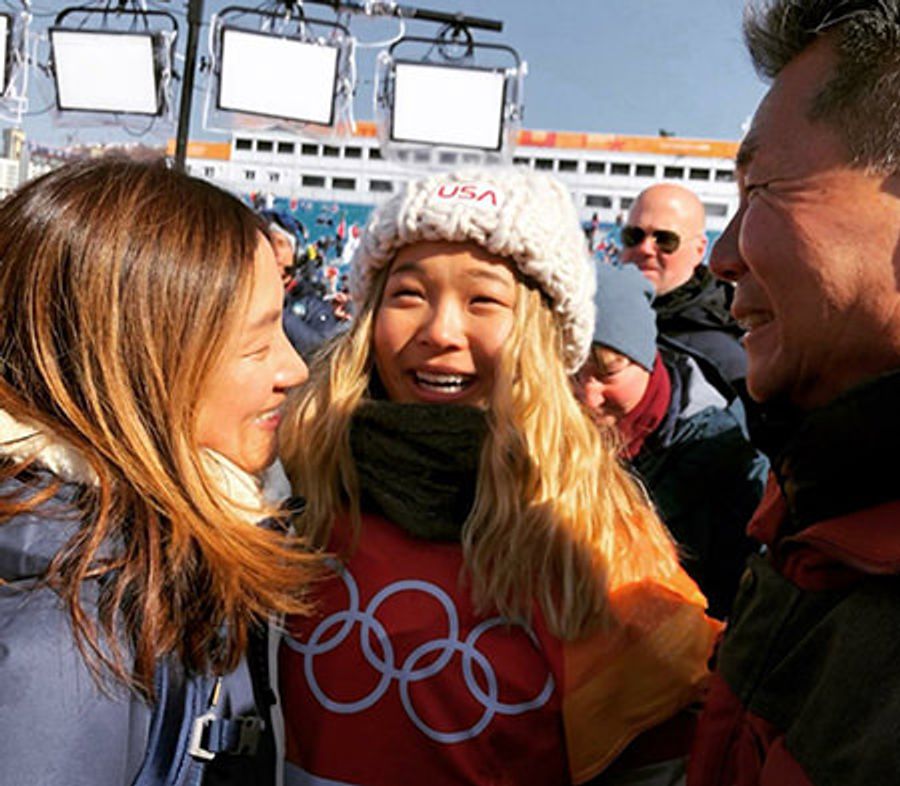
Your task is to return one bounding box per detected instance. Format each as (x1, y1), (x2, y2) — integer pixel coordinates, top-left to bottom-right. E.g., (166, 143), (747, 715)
(351, 168), (596, 373)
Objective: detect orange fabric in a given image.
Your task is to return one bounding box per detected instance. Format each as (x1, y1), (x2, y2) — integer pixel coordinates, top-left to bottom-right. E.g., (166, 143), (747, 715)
(564, 573), (722, 784)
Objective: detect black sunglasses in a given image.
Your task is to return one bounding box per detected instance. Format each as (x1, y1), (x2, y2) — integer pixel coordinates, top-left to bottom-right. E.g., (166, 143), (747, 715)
(621, 225), (681, 254)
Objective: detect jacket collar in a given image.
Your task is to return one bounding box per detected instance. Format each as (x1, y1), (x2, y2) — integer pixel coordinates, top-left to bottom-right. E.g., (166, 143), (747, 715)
(748, 476), (900, 576)
(0, 407), (270, 520)
(755, 369), (900, 532)
(651, 265), (740, 335)
(0, 408), (97, 486)
(649, 349), (729, 452)
(747, 369), (900, 573)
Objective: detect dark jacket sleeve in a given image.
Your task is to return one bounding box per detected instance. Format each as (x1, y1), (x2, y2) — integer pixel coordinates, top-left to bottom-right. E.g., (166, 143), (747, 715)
(635, 404), (767, 620)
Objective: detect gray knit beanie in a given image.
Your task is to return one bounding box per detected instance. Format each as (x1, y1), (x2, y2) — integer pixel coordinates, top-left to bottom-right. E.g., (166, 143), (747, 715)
(350, 168), (596, 373)
(592, 263), (658, 372)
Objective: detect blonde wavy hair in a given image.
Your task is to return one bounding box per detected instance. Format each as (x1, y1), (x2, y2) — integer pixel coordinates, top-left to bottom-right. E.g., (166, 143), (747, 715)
(0, 157), (317, 696)
(281, 256), (679, 639)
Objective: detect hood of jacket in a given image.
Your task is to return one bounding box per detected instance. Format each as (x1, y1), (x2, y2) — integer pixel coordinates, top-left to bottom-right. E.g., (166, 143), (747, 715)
(646, 349), (729, 452)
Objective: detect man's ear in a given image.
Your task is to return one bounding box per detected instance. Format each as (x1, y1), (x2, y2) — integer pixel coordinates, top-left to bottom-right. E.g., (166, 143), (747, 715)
(697, 233), (709, 261)
(883, 172), (900, 199)
(883, 176), (900, 281)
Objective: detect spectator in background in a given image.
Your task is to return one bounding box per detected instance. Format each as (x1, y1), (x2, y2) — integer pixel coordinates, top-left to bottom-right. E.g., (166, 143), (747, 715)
(261, 210), (348, 363)
(575, 264), (766, 618)
(603, 232), (621, 265)
(688, 2), (900, 784)
(621, 184), (747, 405)
(260, 209), (306, 286)
(585, 211), (601, 252)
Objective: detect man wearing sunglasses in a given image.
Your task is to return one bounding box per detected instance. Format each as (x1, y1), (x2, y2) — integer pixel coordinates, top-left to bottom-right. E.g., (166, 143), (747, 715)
(688, 2), (900, 786)
(621, 184), (747, 406)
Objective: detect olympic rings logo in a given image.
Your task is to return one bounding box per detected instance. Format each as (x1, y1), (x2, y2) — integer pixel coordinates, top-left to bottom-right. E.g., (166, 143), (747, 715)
(283, 564), (555, 744)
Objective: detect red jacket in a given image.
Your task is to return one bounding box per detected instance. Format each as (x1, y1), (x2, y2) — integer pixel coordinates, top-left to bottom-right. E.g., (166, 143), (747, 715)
(281, 512), (719, 785)
(688, 476), (900, 786)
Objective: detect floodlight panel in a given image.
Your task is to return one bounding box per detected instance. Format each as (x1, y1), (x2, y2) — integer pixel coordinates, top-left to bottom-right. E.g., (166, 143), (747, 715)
(391, 62), (506, 151)
(51, 30), (159, 115)
(218, 28), (339, 125)
(0, 14), (9, 95)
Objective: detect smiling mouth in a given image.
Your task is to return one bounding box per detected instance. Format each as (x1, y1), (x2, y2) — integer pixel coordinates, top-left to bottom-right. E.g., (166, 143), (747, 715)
(413, 370), (476, 396)
(255, 407), (283, 429)
(736, 312), (774, 332)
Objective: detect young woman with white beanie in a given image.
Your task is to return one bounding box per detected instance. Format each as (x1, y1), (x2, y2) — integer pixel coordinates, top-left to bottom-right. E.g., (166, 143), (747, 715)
(279, 168), (720, 786)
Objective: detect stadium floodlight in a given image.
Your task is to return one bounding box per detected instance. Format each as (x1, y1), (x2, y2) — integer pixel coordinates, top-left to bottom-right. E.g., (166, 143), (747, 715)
(49, 7), (177, 116)
(203, 6), (353, 134)
(0, 14), (9, 95)
(375, 27), (525, 158)
(217, 27), (339, 125)
(51, 30), (159, 114)
(0, 10), (32, 126)
(391, 61), (506, 151)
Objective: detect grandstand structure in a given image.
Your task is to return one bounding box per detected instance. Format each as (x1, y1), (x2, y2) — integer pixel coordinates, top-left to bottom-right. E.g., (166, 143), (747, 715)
(170, 121), (740, 236)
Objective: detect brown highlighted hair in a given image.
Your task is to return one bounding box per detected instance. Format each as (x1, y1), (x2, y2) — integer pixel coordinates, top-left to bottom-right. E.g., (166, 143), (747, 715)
(0, 157), (316, 696)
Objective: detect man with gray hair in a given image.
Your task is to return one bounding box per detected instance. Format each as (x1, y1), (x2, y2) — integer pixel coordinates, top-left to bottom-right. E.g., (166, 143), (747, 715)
(688, 2), (900, 785)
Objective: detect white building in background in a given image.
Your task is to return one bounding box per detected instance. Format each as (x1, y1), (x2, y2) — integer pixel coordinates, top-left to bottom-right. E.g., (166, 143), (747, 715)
(0, 128), (70, 198)
(0, 128), (28, 199)
(173, 121), (740, 232)
(0, 157), (20, 197)
(4, 123), (740, 229)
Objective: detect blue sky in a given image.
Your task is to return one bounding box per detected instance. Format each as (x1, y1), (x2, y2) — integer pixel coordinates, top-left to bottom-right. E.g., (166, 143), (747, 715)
(18, 0), (770, 147)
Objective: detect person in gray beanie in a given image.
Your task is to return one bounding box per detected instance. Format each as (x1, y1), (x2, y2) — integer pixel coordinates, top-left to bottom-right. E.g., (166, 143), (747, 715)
(277, 168), (721, 786)
(575, 262), (767, 618)
(591, 263), (659, 374)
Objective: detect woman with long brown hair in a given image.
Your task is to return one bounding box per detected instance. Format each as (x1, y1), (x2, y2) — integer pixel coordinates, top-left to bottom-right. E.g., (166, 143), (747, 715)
(279, 169), (721, 785)
(0, 157), (316, 785)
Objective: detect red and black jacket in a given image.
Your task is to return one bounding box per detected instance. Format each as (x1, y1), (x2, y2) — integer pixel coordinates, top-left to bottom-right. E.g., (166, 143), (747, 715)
(688, 370), (900, 786)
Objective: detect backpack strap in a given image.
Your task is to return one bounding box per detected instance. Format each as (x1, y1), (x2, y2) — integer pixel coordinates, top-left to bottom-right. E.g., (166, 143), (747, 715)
(132, 658), (268, 786)
(131, 662), (212, 786)
(187, 674), (264, 762)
